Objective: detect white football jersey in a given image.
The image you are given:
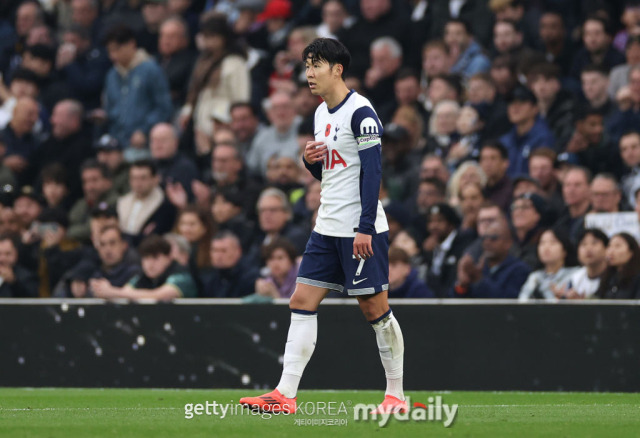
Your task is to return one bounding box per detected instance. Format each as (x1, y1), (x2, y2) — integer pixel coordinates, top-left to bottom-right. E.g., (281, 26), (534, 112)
(312, 90), (389, 237)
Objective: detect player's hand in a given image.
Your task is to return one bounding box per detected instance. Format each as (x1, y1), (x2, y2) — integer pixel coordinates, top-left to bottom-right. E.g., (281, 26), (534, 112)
(353, 232), (373, 260)
(304, 141), (327, 164)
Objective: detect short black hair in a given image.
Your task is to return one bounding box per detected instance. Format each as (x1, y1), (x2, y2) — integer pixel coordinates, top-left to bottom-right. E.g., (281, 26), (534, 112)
(0, 232), (19, 252)
(302, 38), (351, 79)
(102, 24), (137, 46)
(580, 63), (609, 76)
(574, 105), (604, 122)
(584, 14), (612, 36)
(480, 141), (509, 160)
(230, 101), (257, 116)
(420, 177), (447, 197)
(10, 68), (40, 87)
(396, 67), (420, 82)
(138, 234), (171, 258)
(131, 159), (158, 176)
(25, 44), (55, 64)
(40, 163), (68, 185)
(81, 159), (111, 179)
(577, 228), (609, 247)
(446, 18), (472, 35)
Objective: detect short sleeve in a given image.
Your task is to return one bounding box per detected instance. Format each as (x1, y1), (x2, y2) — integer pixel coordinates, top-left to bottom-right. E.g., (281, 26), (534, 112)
(166, 273), (198, 298)
(350, 106), (383, 151)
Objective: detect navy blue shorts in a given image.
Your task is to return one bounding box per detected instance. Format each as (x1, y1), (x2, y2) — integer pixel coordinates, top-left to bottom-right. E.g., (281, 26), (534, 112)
(296, 231), (389, 296)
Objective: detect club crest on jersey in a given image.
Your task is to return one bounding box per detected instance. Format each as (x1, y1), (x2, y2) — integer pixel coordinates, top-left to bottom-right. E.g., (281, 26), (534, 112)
(325, 124), (331, 137)
(323, 148), (347, 170)
(334, 125), (340, 141)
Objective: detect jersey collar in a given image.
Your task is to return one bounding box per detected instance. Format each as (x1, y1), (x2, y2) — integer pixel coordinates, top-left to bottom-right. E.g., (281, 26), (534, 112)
(327, 89), (355, 114)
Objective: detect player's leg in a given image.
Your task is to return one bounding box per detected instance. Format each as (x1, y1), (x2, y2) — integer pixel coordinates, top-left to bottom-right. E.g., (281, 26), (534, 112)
(357, 291), (406, 413)
(275, 283), (330, 399)
(342, 232), (407, 413)
(240, 232), (342, 413)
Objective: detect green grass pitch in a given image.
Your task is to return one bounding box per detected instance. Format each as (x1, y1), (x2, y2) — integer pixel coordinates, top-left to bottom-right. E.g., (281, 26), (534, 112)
(1, 388), (639, 437)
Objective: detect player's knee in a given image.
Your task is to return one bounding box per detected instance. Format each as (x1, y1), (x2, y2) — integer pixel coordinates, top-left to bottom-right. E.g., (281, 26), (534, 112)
(359, 300), (386, 321)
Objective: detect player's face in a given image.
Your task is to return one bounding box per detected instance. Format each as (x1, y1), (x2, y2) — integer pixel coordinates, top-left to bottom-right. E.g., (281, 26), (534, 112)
(305, 56), (336, 96)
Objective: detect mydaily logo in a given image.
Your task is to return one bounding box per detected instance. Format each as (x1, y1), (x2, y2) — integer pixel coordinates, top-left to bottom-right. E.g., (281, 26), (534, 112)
(353, 396), (458, 427)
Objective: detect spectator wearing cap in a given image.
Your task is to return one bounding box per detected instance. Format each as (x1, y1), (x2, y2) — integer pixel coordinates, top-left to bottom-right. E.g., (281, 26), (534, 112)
(68, 160), (118, 244)
(94, 134), (129, 196)
(117, 160), (177, 246)
(528, 62), (576, 150)
(56, 25), (111, 111)
(34, 207), (81, 297)
(0, 97), (41, 186)
(156, 16), (197, 108)
(479, 142), (512, 212)
(590, 173), (624, 213)
(443, 18), (491, 81)
(92, 234), (198, 300)
(381, 123), (419, 203)
(337, 0), (410, 80)
(180, 15), (249, 154)
(454, 219), (531, 298)
(423, 202), (474, 298)
(570, 15), (625, 80)
(102, 24), (173, 157)
(388, 247), (433, 298)
(499, 85), (555, 178)
(0, 232), (38, 298)
(510, 192), (550, 269)
(32, 99), (93, 201)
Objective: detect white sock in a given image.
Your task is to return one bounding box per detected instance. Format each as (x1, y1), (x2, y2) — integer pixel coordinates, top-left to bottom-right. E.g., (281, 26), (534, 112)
(276, 311), (317, 398)
(371, 310), (405, 401)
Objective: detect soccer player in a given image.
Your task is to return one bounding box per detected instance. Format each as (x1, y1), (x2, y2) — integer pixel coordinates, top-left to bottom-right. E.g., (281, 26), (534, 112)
(239, 38), (406, 414)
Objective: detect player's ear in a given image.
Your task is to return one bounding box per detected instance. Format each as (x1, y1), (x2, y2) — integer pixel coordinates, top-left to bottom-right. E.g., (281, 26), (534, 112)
(333, 63), (343, 78)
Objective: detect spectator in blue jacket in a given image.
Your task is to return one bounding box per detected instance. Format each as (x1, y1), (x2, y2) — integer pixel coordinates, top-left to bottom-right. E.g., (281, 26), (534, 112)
(500, 85), (555, 177)
(445, 19), (491, 80)
(388, 247), (433, 298)
(453, 220), (530, 298)
(102, 25), (173, 162)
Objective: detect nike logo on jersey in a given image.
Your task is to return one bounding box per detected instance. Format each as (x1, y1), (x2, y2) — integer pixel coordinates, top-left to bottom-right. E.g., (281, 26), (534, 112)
(314, 131), (320, 136)
(352, 278), (368, 285)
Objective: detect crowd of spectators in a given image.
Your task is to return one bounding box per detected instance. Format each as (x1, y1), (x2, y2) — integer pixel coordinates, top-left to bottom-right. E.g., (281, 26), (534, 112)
(2, 0), (640, 301)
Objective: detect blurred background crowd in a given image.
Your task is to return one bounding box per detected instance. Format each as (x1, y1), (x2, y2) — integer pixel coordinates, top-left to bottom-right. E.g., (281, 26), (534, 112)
(1, 0), (640, 301)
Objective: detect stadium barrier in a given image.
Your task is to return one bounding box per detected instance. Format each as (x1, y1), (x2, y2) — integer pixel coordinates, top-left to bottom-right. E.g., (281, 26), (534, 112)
(1, 299), (639, 392)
